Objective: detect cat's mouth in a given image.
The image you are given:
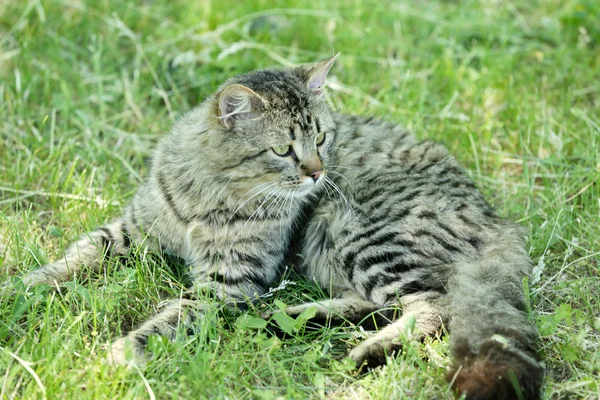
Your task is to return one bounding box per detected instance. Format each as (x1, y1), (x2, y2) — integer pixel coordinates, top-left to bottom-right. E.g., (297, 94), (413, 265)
(285, 174), (325, 197)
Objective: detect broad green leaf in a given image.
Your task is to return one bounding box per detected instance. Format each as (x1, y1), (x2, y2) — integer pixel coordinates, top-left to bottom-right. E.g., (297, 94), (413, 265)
(294, 306), (318, 330)
(274, 299), (287, 311)
(235, 314), (268, 330)
(272, 311), (296, 335)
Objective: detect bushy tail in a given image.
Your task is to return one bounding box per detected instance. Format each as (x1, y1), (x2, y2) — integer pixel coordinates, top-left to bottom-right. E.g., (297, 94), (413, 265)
(446, 242), (544, 400)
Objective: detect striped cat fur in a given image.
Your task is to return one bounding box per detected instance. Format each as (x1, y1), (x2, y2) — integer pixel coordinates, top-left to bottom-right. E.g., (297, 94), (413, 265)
(14, 55), (543, 399)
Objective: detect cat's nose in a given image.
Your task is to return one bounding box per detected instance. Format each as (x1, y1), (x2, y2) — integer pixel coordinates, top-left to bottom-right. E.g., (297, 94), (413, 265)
(310, 170), (323, 182)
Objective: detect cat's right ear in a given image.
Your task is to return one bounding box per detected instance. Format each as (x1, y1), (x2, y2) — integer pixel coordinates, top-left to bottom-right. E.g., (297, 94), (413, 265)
(217, 84), (267, 129)
(306, 52), (340, 94)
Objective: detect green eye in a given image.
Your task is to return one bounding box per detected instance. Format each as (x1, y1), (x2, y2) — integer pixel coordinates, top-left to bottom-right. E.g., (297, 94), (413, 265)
(315, 132), (326, 146)
(272, 145), (292, 157)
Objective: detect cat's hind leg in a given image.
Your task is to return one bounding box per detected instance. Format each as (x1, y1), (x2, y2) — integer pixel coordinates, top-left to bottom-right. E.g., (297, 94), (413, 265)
(265, 290), (394, 330)
(348, 294), (445, 370)
(20, 219), (131, 288)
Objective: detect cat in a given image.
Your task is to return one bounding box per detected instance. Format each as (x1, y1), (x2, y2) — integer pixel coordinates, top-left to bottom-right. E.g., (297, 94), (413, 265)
(10, 55), (543, 399)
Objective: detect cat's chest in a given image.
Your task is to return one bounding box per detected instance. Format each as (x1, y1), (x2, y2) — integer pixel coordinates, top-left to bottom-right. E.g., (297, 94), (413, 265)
(181, 206), (294, 261)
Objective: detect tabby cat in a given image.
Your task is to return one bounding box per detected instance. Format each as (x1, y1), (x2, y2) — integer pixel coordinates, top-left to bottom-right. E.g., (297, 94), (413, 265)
(12, 55), (543, 399)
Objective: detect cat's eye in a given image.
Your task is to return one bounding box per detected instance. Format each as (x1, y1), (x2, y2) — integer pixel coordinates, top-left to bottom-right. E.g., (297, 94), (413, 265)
(315, 132), (326, 146)
(272, 145), (293, 157)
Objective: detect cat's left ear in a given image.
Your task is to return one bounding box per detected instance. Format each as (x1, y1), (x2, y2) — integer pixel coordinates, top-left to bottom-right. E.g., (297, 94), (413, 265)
(307, 52), (340, 94)
(218, 84), (267, 129)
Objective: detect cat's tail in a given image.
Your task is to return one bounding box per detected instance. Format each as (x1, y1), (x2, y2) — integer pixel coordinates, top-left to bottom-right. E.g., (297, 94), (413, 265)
(446, 237), (544, 400)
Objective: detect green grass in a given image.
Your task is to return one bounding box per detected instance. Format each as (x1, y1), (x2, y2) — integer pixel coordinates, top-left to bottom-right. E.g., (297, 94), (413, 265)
(1, 0), (599, 398)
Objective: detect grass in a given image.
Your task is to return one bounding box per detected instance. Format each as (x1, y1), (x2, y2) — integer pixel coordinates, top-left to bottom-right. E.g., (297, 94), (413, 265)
(1, 0), (599, 398)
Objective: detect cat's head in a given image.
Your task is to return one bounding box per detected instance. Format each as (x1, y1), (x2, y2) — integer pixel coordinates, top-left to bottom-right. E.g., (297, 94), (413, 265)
(209, 54), (339, 199)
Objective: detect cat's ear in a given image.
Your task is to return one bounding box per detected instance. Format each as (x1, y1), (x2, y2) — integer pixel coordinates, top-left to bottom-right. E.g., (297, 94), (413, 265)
(307, 52), (340, 94)
(218, 84), (267, 129)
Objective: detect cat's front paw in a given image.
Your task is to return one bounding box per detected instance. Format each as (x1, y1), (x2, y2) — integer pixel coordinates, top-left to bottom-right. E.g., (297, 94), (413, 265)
(0, 275), (37, 297)
(0, 280), (17, 297)
(260, 307), (300, 321)
(105, 337), (146, 367)
(20, 265), (64, 288)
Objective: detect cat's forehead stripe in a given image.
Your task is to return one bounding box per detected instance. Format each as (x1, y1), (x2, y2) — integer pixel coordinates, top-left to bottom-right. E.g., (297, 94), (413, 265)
(294, 111), (314, 135)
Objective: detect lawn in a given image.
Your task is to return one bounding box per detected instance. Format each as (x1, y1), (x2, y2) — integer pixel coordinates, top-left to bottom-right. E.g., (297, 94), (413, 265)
(1, 0), (599, 398)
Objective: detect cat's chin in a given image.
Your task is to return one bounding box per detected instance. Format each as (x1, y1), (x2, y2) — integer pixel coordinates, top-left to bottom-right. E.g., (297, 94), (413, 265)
(283, 181), (322, 199)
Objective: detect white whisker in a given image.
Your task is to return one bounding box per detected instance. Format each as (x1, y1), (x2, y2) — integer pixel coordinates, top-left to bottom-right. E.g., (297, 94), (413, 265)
(233, 187), (281, 243)
(215, 173), (238, 202)
(247, 187), (286, 233)
(274, 190), (290, 238)
(326, 164), (352, 170)
(287, 188), (296, 235)
(227, 181), (278, 224)
(328, 170), (357, 196)
(320, 178), (334, 198)
(324, 177), (353, 213)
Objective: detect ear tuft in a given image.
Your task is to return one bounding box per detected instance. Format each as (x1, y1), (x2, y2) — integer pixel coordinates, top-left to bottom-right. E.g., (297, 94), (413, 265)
(218, 84), (267, 128)
(307, 52), (340, 93)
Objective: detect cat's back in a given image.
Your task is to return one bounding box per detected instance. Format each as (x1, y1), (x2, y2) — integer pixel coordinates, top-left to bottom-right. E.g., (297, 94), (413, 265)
(333, 112), (498, 223)
(318, 114), (504, 282)
(331, 114), (474, 204)
(333, 113), (416, 171)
